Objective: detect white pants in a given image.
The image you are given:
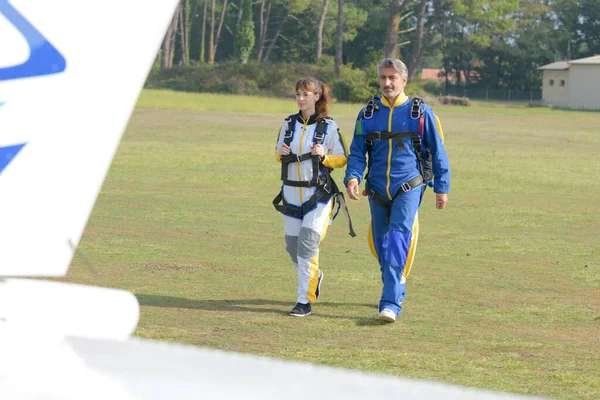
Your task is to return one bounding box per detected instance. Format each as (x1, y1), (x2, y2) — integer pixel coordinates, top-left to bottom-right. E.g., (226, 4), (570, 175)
(284, 200), (333, 304)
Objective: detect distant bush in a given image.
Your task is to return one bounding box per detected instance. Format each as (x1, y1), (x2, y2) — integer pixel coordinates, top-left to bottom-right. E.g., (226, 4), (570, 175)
(147, 61), (334, 98)
(145, 62), (440, 103)
(437, 96), (472, 106)
(421, 80), (444, 95)
(330, 65), (379, 103)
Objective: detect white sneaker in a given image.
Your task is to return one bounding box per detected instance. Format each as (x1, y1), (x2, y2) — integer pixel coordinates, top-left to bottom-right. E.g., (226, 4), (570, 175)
(379, 308), (396, 323)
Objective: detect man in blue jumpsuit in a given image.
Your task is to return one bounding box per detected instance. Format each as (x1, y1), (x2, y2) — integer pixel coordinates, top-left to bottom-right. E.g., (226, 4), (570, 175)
(345, 58), (451, 323)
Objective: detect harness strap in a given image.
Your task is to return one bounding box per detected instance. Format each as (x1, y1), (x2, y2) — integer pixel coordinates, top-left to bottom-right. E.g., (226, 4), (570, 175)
(364, 126), (431, 184)
(365, 175), (423, 223)
(275, 116), (354, 236)
(272, 184), (331, 218)
(280, 152), (313, 164)
(365, 130), (419, 151)
(313, 119), (327, 144)
(310, 120), (328, 187)
(411, 98), (424, 120)
(334, 190), (356, 237)
(272, 175), (356, 237)
(283, 115), (295, 144)
(281, 115), (297, 181)
(280, 117), (328, 183)
(363, 97), (379, 120)
(282, 176), (327, 187)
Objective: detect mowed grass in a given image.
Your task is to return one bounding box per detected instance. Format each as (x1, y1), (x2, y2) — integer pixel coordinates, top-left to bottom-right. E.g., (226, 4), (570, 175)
(69, 89), (600, 399)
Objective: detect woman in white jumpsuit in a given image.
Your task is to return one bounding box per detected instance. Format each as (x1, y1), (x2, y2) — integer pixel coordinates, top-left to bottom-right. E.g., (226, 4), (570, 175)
(275, 77), (348, 317)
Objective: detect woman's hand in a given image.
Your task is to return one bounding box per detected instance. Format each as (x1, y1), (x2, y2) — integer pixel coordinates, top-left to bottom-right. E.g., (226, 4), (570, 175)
(310, 143), (324, 157)
(277, 143), (291, 156)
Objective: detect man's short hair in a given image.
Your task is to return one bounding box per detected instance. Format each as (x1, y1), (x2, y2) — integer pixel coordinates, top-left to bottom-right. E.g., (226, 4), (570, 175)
(377, 58), (408, 78)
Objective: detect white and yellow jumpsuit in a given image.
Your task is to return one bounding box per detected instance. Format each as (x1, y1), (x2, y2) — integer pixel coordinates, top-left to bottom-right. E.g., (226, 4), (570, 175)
(275, 113), (348, 304)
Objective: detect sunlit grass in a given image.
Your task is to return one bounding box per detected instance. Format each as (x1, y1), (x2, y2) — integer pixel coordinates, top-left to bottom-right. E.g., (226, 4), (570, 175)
(137, 88), (362, 116)
(70, 90), (600, 400)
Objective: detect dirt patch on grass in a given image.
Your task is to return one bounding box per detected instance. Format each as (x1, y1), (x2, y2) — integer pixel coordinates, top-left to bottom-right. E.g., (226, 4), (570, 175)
(142, 263), (203, 271)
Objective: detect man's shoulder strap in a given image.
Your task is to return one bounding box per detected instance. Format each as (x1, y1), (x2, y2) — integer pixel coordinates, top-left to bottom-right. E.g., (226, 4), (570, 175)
(362, 96), (380, 120)
(410, 97), (426, 119)
(410, 97), (426, 136)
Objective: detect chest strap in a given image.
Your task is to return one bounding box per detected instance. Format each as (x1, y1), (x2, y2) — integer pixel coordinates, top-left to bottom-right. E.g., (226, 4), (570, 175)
(365, 130), (418, 150)
(362, 97), (432, 184)
(281, 118), (328, 185)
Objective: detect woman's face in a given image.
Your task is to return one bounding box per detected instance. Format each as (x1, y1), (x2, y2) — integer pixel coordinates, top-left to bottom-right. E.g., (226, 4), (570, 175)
(295, 86), (319, 114)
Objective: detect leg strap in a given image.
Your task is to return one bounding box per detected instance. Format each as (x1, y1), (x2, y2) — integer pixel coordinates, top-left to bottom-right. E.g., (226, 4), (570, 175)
(365, 176), (423, 224)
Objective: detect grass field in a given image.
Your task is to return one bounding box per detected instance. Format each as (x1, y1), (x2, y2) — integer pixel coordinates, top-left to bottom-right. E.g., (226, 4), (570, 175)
(69, 89), (599, 399)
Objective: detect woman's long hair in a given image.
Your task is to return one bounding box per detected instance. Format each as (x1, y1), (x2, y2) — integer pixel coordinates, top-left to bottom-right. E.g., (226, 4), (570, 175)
(295, 77), (330, 122)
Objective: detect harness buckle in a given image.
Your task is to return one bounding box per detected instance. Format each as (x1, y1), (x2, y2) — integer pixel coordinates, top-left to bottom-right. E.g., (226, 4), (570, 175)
(410, 98), (423, 120)
(363, 97), (377, 120)
(401, 181), (412, 192)
(283, 117), (294, 138)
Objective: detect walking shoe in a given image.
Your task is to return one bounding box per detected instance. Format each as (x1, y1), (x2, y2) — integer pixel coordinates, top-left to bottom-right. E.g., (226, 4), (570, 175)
(379, 308), (396, 323)
(315, 270), (324, 301)
(289, 302), (312, 317)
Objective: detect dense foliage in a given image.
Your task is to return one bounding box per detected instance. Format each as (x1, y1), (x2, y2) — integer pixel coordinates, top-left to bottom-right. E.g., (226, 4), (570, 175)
(150, 0), (599, 101)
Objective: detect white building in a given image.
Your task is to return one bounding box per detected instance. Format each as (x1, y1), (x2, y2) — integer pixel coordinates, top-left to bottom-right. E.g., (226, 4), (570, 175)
(538, 55), (600, 110)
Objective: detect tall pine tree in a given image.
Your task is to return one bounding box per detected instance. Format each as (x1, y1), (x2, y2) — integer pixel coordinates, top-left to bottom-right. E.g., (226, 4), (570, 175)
(235, 0), (255, 64)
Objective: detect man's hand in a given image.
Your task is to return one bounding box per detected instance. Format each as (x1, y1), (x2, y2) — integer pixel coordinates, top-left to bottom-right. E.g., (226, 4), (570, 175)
(436, 194), (448, 209)
(346, 179), (360, 201)
(277, 143), (291, 156)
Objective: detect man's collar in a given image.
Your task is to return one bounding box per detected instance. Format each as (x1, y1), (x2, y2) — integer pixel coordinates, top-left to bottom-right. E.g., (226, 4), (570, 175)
(381, 92), (408, 108)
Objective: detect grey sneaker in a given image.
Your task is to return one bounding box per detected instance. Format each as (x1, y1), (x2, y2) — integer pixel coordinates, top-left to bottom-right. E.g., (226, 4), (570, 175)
(289, 302), (312, 317)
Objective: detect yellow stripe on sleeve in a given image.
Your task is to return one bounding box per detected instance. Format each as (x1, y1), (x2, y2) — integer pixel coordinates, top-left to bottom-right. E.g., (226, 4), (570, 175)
(434, 115), (445, 143)
(323, 155), (347, 168)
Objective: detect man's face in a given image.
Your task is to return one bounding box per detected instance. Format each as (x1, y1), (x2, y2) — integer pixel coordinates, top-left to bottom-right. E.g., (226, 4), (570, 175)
(379, 67), (407, 100)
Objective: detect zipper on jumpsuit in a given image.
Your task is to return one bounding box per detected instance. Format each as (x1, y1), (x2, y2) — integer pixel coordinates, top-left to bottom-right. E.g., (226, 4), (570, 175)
(297, 117), (309, 204)
(385, 103), (395, 200)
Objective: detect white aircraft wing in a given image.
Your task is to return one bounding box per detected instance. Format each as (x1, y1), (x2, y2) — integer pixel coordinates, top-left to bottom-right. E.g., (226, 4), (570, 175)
(0, 0), (178, 276)
(0, 333), (547, 400)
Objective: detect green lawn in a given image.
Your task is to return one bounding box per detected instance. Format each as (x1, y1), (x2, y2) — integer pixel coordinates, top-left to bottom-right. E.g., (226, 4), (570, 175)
(69, 89), (600, 399)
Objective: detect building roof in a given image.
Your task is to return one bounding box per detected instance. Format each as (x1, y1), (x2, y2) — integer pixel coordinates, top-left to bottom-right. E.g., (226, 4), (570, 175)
(421, 68), (444, 80)
(420, 68), (480, 82)
(569, 55), (600, 65)
(537, 61), (570, 70)
(538, 55), (600, 70)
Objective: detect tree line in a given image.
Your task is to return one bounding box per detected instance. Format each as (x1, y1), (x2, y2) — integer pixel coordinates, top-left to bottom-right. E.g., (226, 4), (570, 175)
(155, 0), (599, 95)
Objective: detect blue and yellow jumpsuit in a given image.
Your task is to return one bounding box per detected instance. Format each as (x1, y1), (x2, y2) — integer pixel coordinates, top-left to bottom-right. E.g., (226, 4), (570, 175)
(275, 113), (349, 304)
(344, 93), (450, 318)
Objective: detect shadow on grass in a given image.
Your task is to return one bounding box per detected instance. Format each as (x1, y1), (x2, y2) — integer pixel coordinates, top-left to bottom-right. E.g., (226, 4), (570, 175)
(137, 294), (382, 325)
